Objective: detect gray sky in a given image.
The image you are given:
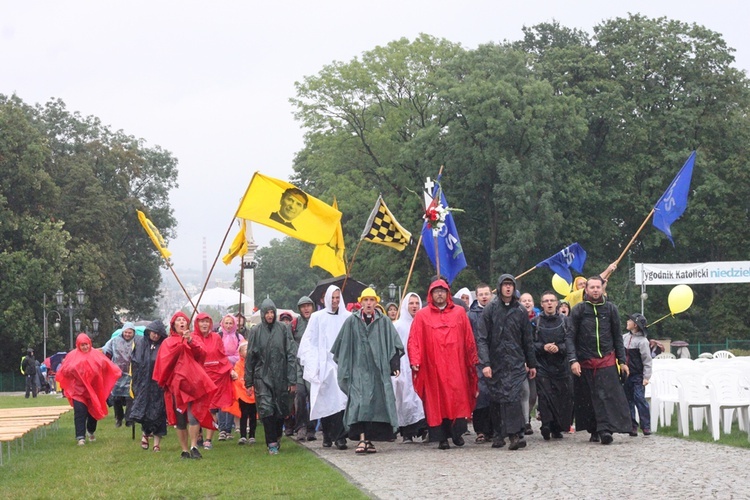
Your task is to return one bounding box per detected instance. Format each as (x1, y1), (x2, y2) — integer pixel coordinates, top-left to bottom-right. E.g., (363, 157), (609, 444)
(3, 1), (749, 273)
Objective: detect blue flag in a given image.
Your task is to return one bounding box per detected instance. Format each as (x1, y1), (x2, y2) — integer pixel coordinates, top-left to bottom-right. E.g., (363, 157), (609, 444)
(535, 243), (588, 284)
(652, 151), (696, 246)
(421, 178), (467, 284)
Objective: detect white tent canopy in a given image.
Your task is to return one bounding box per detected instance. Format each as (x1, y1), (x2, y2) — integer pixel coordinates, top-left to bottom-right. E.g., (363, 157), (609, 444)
(184, 287), (253, 310)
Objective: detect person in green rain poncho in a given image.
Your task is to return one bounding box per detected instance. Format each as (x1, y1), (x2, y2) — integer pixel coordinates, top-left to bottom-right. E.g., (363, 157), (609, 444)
(245, 298), (297, 455)
(331, 288), (404, 455)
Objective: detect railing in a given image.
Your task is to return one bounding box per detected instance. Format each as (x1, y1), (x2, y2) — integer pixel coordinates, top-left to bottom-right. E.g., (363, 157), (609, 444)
(0, 373), (29, 392)
(677, 340), (750, 359)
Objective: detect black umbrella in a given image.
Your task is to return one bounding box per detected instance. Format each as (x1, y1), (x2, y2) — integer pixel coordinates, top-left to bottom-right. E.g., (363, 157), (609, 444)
(309, 275), (368, 309)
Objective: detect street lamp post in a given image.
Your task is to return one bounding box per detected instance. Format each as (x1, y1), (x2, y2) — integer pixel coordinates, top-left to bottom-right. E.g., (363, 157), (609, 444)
(43, 293), (62, 360)
(388, 283), (397, 302)
(56, 289), (86, 350)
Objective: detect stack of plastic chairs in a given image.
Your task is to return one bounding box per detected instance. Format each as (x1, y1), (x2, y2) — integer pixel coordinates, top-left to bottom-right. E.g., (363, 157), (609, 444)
(650, 367), (680, 431)
(673, 368), (713, 436)
(703, 368), (750, 441)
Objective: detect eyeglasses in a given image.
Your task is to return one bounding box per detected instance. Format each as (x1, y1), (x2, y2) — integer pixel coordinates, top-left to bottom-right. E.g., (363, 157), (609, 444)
(541, 299), (558, 303)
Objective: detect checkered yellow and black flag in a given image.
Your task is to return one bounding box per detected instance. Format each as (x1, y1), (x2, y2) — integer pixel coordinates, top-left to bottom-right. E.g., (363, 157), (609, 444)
(360, 195), (413, 251)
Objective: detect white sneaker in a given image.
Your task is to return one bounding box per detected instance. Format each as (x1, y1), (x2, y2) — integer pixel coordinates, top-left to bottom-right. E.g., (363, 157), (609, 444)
(77, 439), (85, 446)
(87, 433), (96, 442)
(248, 437), (256, 444)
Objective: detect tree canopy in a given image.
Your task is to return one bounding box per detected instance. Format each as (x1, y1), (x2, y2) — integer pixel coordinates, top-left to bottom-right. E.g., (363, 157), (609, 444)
(272, 15), (750, 344)
(0, 95), (178, 370)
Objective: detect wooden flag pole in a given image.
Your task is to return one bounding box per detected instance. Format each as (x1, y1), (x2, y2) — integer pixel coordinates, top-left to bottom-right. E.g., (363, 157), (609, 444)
(166, 259), (197, 311)
(614, 208), (655, 267)
(400, 232), (424, 306)
(342, 239), (364, 294)
(515, 265), (537, 281)
(192, 216), (238, 320)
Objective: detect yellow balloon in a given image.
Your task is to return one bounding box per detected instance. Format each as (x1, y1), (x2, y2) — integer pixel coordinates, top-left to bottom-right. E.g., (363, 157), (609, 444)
(668, 284), (694, 315)
(552, 274), (572, 296)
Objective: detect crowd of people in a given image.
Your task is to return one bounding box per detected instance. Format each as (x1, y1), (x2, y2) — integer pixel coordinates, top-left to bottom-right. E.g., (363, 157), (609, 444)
(50, 269), (657, 457)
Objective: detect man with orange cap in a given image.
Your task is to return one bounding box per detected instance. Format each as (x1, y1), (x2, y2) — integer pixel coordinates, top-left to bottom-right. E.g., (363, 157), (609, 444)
(331, 287), (403, 454)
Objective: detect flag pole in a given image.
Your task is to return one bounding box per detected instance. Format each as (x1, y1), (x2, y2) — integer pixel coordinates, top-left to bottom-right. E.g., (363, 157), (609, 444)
(166, 259), (197, 311)
(430, 165), (445, 280)
(342, 239), (364, 294)
(614, 208), (655, 267)
(399, 232), (423, 306)
(515, 265), (537, 280)
(192, 216), (237, 320)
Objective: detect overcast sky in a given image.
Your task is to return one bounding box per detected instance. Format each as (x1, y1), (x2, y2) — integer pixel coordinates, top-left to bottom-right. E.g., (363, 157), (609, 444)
(3, 1), (749, 273)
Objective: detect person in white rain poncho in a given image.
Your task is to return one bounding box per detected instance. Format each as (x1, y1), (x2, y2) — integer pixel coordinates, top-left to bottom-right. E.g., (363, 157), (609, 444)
(392, 292), (427, 442)
(297, 285), (351, 450)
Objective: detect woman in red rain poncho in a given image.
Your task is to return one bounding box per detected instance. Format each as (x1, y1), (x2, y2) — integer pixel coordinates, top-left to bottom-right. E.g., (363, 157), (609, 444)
(56, 333), (121, 445)
(152, 312), (217, 459)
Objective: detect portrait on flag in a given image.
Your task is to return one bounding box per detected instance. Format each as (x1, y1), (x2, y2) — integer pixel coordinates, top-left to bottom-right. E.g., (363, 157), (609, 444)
(235, 172), (341, 245)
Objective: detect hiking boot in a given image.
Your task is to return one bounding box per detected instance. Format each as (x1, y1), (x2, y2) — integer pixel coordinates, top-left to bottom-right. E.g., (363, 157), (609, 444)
(629, 427), (638, 437)
(218, 431), (227, 441)
(508, 435), (522, 450)
(524, 423), (533, 435)
(238, 437), (247, 445)
(551, 431), (564, 439)
(180, 451), (191, 459)
(491, 437), (506, 448)
(643, 429), (652, 436)
(335, 439), (348, 450)
(190, 446), (203, 459)
(599, 431), (613, 445)
(438, 440), (450, 450)
(541, 426), (551, 441)
(589, 432), (600, 443)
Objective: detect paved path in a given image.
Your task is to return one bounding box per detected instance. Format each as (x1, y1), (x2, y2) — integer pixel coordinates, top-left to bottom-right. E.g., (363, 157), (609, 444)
(298, 420), (750, 499)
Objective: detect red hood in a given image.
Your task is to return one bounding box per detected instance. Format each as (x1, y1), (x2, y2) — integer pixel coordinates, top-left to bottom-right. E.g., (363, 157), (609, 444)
(75, 333), (92, 350)
(170, 312), (191, 337)
(193, 312), (214, 336)
(427, 279), (454, 309)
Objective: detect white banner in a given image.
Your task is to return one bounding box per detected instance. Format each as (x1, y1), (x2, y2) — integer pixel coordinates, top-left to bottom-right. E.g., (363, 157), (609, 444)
(635, 261), (750, 285)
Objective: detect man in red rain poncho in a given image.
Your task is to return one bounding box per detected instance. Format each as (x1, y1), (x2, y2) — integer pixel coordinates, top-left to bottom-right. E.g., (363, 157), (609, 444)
(153, 312), (217, 459)
(408, 279), (479, 450)
(57, 333), (121, 445)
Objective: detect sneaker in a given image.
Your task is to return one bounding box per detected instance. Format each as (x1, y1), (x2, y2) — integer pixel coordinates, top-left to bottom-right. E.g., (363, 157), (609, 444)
(306, 434), (317, 442)
(643, 429), (652, 436)
(452, 435), (465, 447)
(203, 439), (213, 450)
(248, 437), (256, 444)
(551, 431), (564, 439)
(335, 439), (348, 450)
(322, 439), (333, 448)
(180, 451), (191, 459)
(599, 431), (613, 445)
(524, 423), (533, 435)
(87, 432), (96, 442)
(589, 432), (600, 443)
(629, 427), (638, 437)
(190, 446), (203, 459)
(77, 439), (85, 446)
(402, 436), (414, 443)
(491, 438), (506, 448)
(226, 432), (234, 440)
(541, 426), (551, 441)
(115, 419), (123, 428)
(238, 437), (247, 445)
(297, 429), (307, 441)
(268, 443), (279, 455)
(438, 440), (450, 450)
(218, 431), (227, 441)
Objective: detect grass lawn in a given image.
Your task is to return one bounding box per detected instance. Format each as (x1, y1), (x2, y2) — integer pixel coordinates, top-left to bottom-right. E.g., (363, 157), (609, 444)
(655, 410), (750, 449)
(0, 394), (367, 499)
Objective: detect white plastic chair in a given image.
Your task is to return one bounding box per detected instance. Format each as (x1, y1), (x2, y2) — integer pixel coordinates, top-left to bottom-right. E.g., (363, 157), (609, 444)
(655, 352), (676, 359)
(703, 368), (750, 441)
(673, 369), (713, 436)
(698, 352), (714, 359)
(650, 368), (680, 431)
(713, 350), (735, 359)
